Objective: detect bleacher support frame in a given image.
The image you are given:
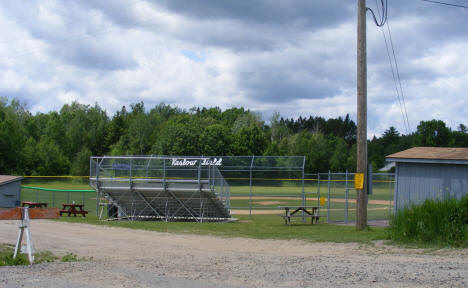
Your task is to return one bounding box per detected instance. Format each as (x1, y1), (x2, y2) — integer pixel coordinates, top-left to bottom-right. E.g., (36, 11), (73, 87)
(90, 156), (231, 222)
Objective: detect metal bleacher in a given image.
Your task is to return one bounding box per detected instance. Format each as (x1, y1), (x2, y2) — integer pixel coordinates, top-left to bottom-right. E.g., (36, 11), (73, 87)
(90, 156), (231, 222)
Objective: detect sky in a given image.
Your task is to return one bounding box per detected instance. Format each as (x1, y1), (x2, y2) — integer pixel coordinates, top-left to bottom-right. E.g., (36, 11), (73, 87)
(1, 0), (468, 137)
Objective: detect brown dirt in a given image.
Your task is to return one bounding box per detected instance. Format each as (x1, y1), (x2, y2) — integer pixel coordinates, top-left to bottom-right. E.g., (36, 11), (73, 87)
(231, 196), (393, 205)
(253, 201), (287, 206)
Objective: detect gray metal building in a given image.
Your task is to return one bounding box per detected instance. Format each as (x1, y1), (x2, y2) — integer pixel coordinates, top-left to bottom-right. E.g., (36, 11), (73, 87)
(386, 147), (468, 211)
(0, 175), (23, 208)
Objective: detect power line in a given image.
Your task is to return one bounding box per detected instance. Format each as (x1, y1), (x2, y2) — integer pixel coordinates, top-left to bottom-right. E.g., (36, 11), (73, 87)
(371, 0), (411, 134)
(421, 0), (468, 9)
(386, 20), (411, 134)
(367, 0), (388, 27)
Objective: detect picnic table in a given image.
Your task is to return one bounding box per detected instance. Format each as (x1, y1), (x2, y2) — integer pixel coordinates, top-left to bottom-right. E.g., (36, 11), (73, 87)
(21, 201), (48, 208)
(60, 203), (88, 217)
(278, 206), (321, 225)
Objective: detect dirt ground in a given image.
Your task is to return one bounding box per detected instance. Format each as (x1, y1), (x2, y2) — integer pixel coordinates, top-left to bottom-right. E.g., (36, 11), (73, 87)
(231, 196), (392, 205)
(1, 220), (468, 288)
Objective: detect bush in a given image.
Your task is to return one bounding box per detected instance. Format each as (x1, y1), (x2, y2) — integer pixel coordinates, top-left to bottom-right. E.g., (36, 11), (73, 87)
(388, 195), (468, 247)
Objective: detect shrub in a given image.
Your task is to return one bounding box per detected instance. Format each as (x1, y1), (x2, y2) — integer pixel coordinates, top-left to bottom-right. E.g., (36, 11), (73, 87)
(388, 195), (468, 247)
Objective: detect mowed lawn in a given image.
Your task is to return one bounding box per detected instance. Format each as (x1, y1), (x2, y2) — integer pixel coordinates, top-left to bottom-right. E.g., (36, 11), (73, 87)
(19, 178), (389, 243)
(57, 214), (388, 243)
(20, 178), (394, 221)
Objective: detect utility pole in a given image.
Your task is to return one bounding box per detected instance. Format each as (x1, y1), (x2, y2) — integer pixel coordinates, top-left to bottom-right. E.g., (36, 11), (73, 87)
(356, 0), (368, 230)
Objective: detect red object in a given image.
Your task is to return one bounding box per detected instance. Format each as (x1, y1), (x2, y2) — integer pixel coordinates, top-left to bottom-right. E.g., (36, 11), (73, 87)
(0, 207), (59, 220)
(60, 203), (88, 217)
(21, 201), (48, 208)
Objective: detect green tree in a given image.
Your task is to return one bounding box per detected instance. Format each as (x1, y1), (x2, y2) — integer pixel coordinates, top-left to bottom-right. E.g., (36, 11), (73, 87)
(452, 124), (468, 147)
(200, 124), (232, 155)
(127, 112), (152, 154)
(152, 115), (202, 155)
(35, 138), (70, 175)
(231, 111), (263, 134)
(106, 106), (128, 147)
(270, 111), (290, 143)
(70, 148), (92, 176)
(230, 126), (267, 155)
(329, 136), (349, 172)
(286, 131), (331, 173)
(0, 98), (28, 174)
(414, 120), (452, 147)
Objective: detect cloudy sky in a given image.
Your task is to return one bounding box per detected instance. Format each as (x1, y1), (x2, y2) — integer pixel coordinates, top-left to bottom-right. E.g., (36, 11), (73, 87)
(1, 0), (468, 137)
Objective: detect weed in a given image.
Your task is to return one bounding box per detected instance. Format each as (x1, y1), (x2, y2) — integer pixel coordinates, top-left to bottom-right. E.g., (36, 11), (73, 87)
(61, 252), (92, 262)
(388, 195), (468, 247)
(61, 252), (79, 262)
(0, 244), (57, 266)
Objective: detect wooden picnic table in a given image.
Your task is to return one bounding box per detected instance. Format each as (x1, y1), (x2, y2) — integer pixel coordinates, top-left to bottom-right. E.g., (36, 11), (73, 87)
(278, 206), (321, 225)
(60, 203), (88, 217)
(21, 201), (48, 208)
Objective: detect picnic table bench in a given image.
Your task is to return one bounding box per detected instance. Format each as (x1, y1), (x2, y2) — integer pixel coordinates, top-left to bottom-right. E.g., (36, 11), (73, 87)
(278, 206), (322, 225)
(60, 203), (88, 217)
(21, 201), (48, 208)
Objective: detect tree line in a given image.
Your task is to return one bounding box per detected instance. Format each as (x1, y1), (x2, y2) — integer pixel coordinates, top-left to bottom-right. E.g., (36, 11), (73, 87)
(1, 97), (467, 175)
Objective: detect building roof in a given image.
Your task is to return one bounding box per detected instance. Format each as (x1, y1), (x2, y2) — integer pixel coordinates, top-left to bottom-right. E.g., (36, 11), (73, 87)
(386, 147), (468, 164)
(0, 175), (24, 186)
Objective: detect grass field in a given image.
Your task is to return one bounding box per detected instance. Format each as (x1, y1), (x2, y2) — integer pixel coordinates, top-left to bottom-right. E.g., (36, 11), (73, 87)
(17, 178), (391, 243)
(20, 177), (394, 222)
(56, 214), (388, 243)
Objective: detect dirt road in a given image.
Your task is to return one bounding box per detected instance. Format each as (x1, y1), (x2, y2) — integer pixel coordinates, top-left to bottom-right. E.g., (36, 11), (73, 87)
(1, 220), (467, 287)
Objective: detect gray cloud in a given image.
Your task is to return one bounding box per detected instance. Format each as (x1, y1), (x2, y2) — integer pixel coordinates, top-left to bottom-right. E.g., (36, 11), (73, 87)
(0, 0), (468, 136)
(158, 0), (354, 28)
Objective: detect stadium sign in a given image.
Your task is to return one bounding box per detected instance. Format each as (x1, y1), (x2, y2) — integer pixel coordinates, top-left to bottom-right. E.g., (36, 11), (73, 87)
(171, 157), (222, 167)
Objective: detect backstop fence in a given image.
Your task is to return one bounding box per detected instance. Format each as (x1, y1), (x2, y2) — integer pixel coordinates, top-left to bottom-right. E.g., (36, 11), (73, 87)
(307, 172), (395, 224)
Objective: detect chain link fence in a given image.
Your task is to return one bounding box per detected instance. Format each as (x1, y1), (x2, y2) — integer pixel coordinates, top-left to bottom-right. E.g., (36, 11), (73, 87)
(303, 172), (394, 223)
(20, 160), (395, 222)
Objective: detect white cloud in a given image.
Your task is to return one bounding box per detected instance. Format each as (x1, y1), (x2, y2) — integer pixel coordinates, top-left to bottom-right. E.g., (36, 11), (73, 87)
(0, 0), (467, 137)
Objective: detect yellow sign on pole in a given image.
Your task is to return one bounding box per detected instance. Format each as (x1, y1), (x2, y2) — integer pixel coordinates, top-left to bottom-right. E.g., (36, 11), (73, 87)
(319, 197), (326, 206)
(354, 173), (364, 189)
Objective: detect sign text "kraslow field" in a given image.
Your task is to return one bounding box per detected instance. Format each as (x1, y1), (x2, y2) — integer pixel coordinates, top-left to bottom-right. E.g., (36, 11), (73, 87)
(171, 158), (222, 166)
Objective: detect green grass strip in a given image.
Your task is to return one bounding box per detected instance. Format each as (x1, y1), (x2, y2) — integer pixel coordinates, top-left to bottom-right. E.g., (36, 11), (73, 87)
(57, 215), (387, 243)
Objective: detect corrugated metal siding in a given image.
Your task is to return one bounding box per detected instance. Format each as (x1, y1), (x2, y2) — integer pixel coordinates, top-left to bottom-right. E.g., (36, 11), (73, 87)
(396, 162), (468, 210)
(0, 181), (21, 208)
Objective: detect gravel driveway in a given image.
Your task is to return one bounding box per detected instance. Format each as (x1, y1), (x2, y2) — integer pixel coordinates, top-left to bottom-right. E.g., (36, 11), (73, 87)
(1, 220), (467, 287)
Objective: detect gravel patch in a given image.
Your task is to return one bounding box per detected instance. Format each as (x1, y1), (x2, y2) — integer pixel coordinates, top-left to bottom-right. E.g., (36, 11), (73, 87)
(1, 220), (467, 287)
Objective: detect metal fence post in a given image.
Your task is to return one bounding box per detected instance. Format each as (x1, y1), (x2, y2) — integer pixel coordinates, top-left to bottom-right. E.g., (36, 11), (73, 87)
(249, 156), (254, 218)
(345, 170), (349, 224)
(301, 157), (306, 222)
(95, 159), (100, 218)
(197, 161), (201, 192)
(317, 174), (320, 206)
(327, 170), (331, 223)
